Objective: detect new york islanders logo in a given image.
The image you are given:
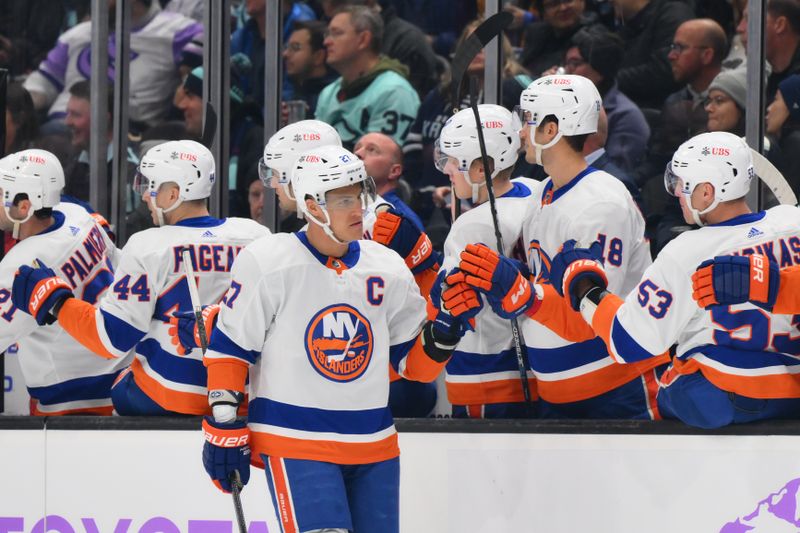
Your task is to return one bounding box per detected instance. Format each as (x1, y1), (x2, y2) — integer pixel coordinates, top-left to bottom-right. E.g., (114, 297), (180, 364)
(305, 304), (373, 382)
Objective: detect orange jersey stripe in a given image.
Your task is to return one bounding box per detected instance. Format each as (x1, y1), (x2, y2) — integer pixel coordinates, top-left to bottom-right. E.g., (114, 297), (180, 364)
(537, 354), (669, 403)
(268, 457), (299, 533)
(205, 358), (249, 392)
(445, 378), (539, 405)
(58, 298), (118, 359)
(671, 356), (800, 399)
(774, 265), (800, 315)
(250, 431), (400, 465)
(528, 284), (596, 342)
(130, 358), (210, 415)
(401, 336), (447, 383)
(590, 292), (625, 359)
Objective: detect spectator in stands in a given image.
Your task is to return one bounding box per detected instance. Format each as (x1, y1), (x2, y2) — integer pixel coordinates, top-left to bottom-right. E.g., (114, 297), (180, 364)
(0, 1), (65, 77)
(5, 83), (38, 155)
(404, 19), (533, 199)
(231, 0), (316, 105)
(520, 0), (596, 77)
(354, 132), (423, 230)
(24, 0), (203, 129)
(766, 74), (800, 193)
(391, 0), (477, 56)
(705, 67), (747, 135)
(315, 5), (420, 149)
(765, 0), (800, 102)
(613, 0), (694, 109)
(178, 61), (264, 218)
(323, 0), (440, 97)
(247, 177), (266, 222)
(583, 107), (643, 208)
(566, 25), (650, 173)
(283, 20), (337, 118)
(648, 19), (728, 169)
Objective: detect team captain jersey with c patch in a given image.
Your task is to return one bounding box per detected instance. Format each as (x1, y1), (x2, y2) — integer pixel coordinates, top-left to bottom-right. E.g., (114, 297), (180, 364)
(204, 231), (436, 465)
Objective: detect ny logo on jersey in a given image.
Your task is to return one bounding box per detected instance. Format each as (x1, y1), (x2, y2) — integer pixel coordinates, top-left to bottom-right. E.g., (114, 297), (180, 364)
(305, 304), (374, 382)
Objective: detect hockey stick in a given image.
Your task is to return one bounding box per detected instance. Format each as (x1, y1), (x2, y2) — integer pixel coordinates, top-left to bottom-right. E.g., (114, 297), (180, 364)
(750, 148), (798, 205)
(181, 249), (247, 533)
(448, 12), (513, 222)
(467, 77), (533, 410)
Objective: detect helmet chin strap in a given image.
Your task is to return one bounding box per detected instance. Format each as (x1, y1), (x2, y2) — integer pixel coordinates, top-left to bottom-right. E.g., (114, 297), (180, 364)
(304, 205), (349, 245)
(687, 192), (720, 227)
(460, 170), (485, 204)
(2, 203), (33, 239)
(149, 193), (183, 227)
(533, 131), (563, 166)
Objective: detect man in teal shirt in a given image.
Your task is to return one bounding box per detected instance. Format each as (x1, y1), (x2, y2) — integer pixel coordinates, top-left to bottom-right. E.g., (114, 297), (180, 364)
(316, 5), (420, 149)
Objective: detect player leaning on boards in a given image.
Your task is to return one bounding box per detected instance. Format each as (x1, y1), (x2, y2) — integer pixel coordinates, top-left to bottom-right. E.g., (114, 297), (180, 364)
(195, 145), (476, 532)
(0, 149), (126, 415)
(459, 74), (668, 419)
(549, 131), (800, 429)
(433, 103), (540, 418)
(12, 140), (269, 416)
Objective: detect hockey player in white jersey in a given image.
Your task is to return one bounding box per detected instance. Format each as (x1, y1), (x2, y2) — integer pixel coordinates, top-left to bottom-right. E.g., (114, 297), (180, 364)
(12, 140), (269, 416)
(0, 149), (126, 415)
(195, 145), (478, 532)
(459, 75), (668, 419)
(433, 103), (541, 418)
(260, 119), (342, 220)
(548, 131), (800, 428)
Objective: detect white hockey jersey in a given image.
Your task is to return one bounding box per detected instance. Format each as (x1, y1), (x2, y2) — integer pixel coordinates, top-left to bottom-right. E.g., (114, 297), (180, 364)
(441, 178), (539, 405)
(66, 216), (269, 414)
(522, 167), (667, 403)
(595, 206), (800, 399)
(0, 202), (127, 415)
(24, 4), (202, 124)
(204, 232), (439, 465)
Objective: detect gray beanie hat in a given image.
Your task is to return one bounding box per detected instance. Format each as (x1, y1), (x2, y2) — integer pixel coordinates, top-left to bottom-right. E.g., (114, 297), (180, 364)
(708, 67), (747, 109)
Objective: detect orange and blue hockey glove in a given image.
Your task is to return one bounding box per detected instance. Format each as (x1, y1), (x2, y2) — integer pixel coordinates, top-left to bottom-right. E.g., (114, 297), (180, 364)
(372, 208), (440, 274)
(12, 261), (74, 325)
(423, 269), (482, 362)
(549, 240), (608, 311)
(202, 413), (251, 494)
(169, 304), (220, 355)
(458, 243), (536, 319)
(692, 254), (780, 310)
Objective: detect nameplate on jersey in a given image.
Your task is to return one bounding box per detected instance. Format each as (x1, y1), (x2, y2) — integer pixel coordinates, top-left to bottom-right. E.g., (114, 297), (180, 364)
(304, 304), (374, 382)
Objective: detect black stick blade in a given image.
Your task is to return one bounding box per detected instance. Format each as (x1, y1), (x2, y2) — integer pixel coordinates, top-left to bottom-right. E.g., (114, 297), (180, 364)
(449, 11), (513, 111)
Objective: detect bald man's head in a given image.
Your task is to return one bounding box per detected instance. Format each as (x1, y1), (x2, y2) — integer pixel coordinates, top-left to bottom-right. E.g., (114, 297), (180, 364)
(353, 132), (403, 194)
(668, 19), (728, 85)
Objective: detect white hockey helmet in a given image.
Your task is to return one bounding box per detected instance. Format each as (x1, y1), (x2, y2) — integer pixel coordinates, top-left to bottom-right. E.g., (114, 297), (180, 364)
(134, 140), (215, 226)
(292, 145), (376, 243)
(435, 104), (521, 202)
(0, 149), (65, 238)
(519, 74), (601, 163)
(665, 131), (754, 226)
(259, 119), (342, 201)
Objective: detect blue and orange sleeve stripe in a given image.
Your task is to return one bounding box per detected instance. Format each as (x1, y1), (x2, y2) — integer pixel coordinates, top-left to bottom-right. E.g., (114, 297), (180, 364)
(57, 298), (122, 359)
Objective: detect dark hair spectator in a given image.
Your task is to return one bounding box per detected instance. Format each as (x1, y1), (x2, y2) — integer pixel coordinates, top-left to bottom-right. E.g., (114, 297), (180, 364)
(767, 73), (800, 193)
(0, 1), (66, 76)
(5, 83), (38, 155)
(519, 0), (595, 77)
(566, 25), (650, 173)
(613, 0), (695, 110)
(283, 20), (338, 119)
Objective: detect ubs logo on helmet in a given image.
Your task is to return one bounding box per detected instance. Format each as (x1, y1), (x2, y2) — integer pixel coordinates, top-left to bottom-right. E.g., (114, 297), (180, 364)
(482, 121), (504, 128)
(293, 133), (321, 142)
(702, 146), (730, 156)
(305, 304), (373, 382)
(301, 155), (321, 163)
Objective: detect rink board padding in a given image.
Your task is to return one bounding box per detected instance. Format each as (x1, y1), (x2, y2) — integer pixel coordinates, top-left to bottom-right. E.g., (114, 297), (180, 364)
(3, 417), (800, 532)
